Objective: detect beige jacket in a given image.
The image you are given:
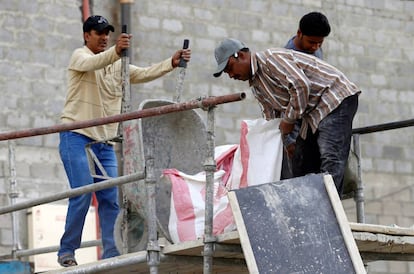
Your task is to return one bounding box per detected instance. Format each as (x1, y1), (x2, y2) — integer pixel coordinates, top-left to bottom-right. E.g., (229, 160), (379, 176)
(61, 45), (174, 141)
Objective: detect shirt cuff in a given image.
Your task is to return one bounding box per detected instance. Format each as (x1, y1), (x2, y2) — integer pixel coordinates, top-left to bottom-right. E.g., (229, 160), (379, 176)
(282, 116), (296, 124)
(282, 134), (296, 147)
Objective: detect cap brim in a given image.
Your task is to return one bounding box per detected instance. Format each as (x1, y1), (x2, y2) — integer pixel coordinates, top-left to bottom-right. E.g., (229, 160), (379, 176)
(94, 24), (115, 32)
(107, 25), (115, 32)
(213, 60), (228, 77)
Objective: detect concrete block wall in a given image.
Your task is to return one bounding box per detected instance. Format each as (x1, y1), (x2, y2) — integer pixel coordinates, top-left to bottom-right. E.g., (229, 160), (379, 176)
(0, 0), (413, 273)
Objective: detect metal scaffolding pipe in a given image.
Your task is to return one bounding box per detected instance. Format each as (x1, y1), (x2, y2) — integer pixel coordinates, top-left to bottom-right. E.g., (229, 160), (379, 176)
(0, 172), (145, 215)
(46, 251), (148, 274)
(44, 251), (247, 274)
(120, 1), (131, 115)
(145, 150), (160, 274)
(119, 0), (134, 259)
(203, 107), (216, 274)
(353, 134), (365, 223)
(352, 117), (414, 135)
(120, 1), (133, 60)
(0, 93), (246, 141)
(13, 240), (101, 259)
(8, 141), (21, 259)
(45, 252), (247, 273)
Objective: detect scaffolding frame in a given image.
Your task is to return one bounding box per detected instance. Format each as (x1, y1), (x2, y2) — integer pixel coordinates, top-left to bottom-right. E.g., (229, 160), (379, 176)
(0, 93), (245, 273)
(4, 95), (414, 272)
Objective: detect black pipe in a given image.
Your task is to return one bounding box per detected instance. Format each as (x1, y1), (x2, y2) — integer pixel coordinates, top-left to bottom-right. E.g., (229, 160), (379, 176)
(352, 118), (414, 135)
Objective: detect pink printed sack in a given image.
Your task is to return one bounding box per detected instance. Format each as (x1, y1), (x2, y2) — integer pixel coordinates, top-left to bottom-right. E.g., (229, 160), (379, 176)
(227, 118), (283, 189)
(164, 168), (236, 243)
(165, 118), (283, 243)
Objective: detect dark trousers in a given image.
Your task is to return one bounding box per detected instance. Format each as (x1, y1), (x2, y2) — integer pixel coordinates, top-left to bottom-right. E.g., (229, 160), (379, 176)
(291, 94), (359, 195)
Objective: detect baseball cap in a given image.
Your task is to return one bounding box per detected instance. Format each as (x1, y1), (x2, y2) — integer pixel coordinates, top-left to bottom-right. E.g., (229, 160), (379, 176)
(83, 15), (115, 33)
(213, 38), (246, 77)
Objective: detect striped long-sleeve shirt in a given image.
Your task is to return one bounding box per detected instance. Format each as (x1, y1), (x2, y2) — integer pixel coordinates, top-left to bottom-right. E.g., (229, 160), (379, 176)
(249, 48), (361, 139)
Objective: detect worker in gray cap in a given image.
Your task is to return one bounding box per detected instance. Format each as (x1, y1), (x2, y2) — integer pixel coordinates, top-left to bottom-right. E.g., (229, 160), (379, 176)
(213, 38), (360, 198)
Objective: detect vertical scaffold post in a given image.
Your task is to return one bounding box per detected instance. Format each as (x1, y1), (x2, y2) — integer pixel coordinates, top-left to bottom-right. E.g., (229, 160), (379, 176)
(119, 0), (133, 255)
(120, 30), (130, 114)
(145, 144), (160, 274)
(203, 106), (216, 274)
(353, 134), (365, 223)
(8, 141), (21, 259)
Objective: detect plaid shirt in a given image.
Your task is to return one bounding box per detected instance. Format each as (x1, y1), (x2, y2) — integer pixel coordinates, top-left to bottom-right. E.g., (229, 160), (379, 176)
(249, 48), (361, 139)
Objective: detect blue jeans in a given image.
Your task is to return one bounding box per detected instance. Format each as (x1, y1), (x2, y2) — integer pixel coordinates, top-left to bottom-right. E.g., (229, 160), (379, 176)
(292, 94), (359, 195)
(58, 131), (120, 259)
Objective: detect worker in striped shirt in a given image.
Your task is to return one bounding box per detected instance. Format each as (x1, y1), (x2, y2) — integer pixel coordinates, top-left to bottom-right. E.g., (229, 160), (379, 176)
(213, 38), (361, 196)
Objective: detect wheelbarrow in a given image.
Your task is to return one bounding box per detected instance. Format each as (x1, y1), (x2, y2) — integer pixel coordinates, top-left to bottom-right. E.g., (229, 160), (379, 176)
(114, 98), (207, 253)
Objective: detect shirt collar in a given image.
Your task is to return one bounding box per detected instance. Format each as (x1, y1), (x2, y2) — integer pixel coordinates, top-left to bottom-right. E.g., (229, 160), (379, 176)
(249, 52), (258, 86)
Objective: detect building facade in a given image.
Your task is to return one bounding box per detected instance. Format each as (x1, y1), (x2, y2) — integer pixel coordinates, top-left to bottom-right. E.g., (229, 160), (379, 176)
(0, 0), (414, 273)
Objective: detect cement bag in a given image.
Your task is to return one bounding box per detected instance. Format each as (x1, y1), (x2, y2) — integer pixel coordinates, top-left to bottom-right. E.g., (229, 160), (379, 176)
(165, 119), (282, 243)
(215, 144), (238, 186)
(165, 168), (236, 243)
(227, 118), (283, 190)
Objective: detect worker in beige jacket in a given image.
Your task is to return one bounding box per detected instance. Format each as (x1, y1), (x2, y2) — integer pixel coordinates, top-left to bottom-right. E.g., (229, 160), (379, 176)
(57, 15), (191, 267)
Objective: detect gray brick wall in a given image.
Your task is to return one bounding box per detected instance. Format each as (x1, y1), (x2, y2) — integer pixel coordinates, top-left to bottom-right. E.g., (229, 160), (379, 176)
(0, 0), (414, 273)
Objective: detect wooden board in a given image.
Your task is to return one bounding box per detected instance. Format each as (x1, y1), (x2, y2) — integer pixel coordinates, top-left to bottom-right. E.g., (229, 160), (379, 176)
(350, 222), (414, 260)
(350, 222), (414, 236)
(162, 231), (243, 259)
(228, 173), (366, 274)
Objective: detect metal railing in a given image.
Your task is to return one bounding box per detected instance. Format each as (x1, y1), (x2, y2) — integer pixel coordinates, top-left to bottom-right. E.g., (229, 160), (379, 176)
(0, 93), (245, 141)
(350, 118), (414, 224)
(2, 92), (411, 272)
(0, 93), (246, 274)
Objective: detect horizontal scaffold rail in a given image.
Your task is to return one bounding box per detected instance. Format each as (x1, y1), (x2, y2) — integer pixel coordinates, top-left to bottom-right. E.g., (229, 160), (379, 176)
(352, 118), (414, 135)
(0, 92), (246, 141)
(0, 172), (145, 215)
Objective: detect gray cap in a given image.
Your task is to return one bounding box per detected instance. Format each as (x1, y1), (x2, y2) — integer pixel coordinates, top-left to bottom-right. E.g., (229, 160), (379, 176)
(213, 38), (246, 77)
